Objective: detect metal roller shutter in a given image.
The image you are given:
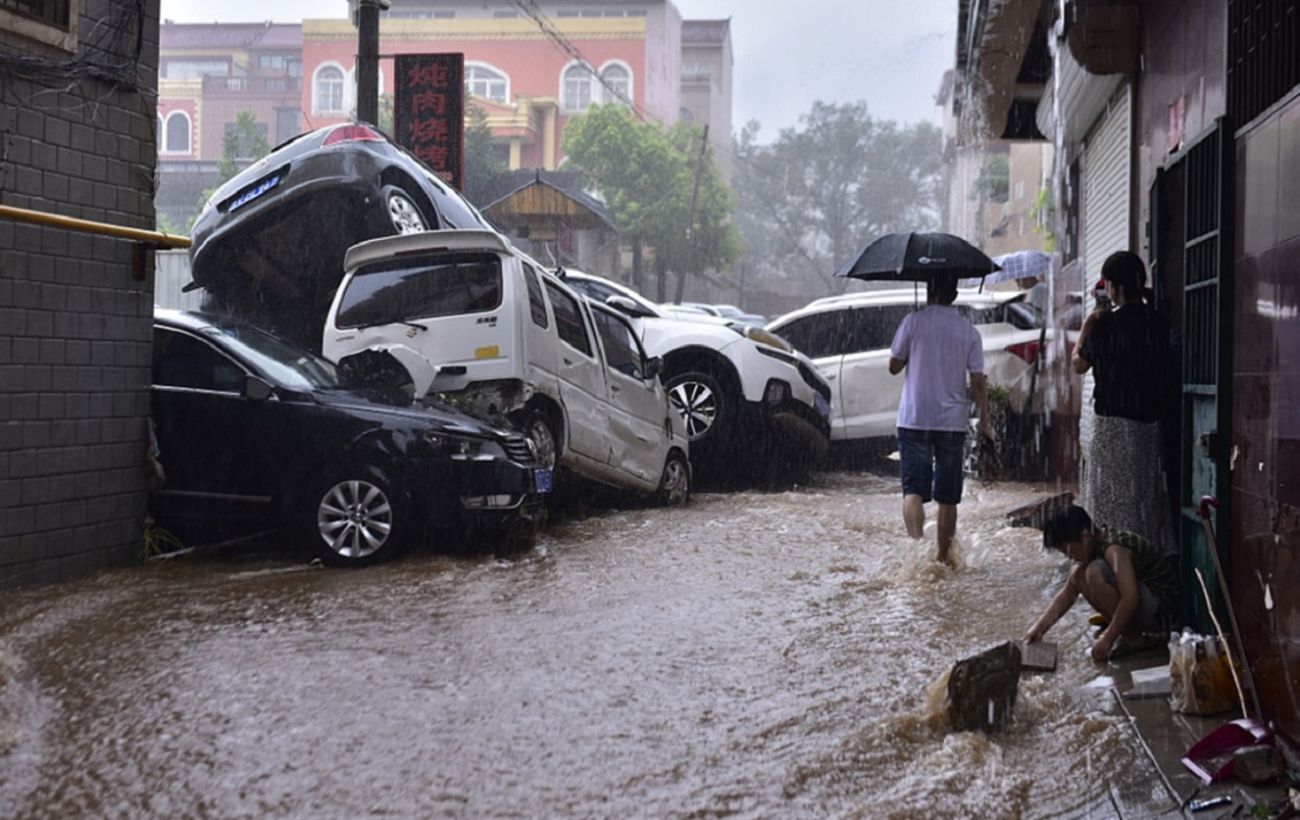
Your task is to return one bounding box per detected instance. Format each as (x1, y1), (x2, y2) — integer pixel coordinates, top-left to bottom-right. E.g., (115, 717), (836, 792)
(1079, 82), (1132, 471)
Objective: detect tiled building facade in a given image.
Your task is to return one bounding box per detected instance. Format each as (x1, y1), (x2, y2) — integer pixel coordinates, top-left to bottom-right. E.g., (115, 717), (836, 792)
(1, 0), (162, 589)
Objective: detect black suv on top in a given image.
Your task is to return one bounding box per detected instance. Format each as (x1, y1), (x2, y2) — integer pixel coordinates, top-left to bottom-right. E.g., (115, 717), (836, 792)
(151, 309), (547, 566)
(189, 123), (489, 350)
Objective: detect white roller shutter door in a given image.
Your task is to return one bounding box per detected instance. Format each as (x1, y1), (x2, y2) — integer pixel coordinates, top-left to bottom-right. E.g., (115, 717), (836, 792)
(1079, 82), (1132, 467)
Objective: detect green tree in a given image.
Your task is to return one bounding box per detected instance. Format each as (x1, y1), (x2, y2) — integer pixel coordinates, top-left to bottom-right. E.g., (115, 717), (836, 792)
(463, 104), (510, 207)
(217, 110), (270, 183)
(564, 105), (738, 298)
(732, 101), (943, 297)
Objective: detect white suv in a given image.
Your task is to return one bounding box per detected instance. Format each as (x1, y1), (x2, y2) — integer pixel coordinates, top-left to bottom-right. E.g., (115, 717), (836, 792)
(766, 289), (1046, 442)
(321, 230), (690, 504)
(561, 270), (832, 469)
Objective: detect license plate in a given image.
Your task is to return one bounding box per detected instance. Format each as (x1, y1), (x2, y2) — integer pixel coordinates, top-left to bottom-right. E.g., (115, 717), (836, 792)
(533, 468), (553, 494)
(228, 174), (281, 212)
(814, 392), (831, 420)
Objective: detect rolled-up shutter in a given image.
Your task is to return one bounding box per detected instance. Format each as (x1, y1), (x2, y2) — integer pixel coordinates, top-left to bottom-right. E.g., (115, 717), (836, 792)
(1079, 81), (1132, 469)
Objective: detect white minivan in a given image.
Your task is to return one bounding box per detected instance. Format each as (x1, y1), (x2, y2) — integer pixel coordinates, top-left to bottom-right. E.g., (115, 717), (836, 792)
(321, 229), (690, 504)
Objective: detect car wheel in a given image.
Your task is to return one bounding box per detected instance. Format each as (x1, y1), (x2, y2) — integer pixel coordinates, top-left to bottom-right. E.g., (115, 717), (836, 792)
(654, 451), (690, 507)
(382, 186), (428, 235)
(665, 369), (730, 444)
(521, 410), (559, 470)
(305, 471), (408, 566)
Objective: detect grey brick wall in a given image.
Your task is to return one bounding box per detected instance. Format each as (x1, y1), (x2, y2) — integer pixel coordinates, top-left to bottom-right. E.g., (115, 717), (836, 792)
(0, 0), (161, 589)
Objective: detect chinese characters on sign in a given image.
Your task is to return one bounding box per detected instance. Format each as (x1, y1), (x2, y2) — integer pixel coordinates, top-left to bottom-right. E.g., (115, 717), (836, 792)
(395, 53), (465, 190)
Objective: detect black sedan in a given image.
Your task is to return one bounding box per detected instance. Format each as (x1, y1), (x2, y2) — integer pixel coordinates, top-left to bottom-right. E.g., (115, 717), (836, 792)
(189, 123), (489, 350)
(150, 309), (547, 566)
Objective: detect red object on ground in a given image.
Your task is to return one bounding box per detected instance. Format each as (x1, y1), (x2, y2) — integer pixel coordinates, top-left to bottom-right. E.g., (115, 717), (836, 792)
(1181, 718), (1273, 784)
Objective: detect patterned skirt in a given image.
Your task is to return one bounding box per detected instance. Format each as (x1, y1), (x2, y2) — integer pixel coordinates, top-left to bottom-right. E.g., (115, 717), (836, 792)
(1082, 414), (1176, 554)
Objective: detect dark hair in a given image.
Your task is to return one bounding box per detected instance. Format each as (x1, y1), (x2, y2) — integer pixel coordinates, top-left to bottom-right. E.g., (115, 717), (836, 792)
(927, 274), (958, 306)
(1042, 505), (1093, 552)
(1101, 251), (1154, 302)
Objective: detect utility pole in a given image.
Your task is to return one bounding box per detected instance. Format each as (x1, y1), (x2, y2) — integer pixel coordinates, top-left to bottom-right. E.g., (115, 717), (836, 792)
(355, 0), (390, 126)
(674, 125), (709, 304)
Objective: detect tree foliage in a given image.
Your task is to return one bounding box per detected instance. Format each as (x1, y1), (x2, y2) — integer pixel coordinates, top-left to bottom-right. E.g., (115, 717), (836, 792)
(732, 101), (943, 296)
(217, 110), (270, 183)
(564, 105), (739, 294)
(462, 104), (510, 207)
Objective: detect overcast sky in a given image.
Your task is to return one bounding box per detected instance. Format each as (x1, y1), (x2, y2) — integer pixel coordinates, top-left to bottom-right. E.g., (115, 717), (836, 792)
(159, 0), (954, 137)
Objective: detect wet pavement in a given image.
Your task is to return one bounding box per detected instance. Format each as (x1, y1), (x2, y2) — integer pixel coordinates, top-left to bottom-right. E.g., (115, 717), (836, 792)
(1, 471), (1178, 818)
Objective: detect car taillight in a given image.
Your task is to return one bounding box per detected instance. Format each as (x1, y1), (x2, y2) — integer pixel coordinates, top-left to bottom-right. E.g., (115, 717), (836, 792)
(1005, 340), (1041, 363)
(323, 124), (386, 146)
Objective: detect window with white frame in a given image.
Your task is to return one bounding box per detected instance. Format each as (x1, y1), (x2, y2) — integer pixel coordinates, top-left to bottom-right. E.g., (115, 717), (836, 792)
(164, 59), (230, 79)
(465, 64), (509, 103)
(163, 111), (191, 154)
(314, 64), (345, 115)
(599, 62), (630, 104)
(562, 63), (593, 112)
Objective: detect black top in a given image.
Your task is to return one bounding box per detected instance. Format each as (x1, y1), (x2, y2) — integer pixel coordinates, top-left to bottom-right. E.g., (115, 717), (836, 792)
(1078, 302), (1171, 423)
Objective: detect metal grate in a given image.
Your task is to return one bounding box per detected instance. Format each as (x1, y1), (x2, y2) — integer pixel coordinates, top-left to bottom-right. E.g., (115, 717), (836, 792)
(1181, 127), (1225, 387)
(0, 0), (69, 28)
(1228, 0), (1300, 127)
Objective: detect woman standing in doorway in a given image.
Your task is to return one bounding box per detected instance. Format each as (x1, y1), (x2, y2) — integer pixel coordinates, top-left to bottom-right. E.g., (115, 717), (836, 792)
(1073, 251), (1175, 551)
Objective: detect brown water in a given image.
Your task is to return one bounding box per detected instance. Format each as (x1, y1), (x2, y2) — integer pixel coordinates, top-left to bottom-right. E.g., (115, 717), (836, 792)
(0, 472), (1170, 818)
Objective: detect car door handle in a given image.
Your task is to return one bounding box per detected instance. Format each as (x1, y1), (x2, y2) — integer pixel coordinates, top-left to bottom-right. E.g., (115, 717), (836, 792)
(563, 357), (574, 366)
(610, 383), (621, 393)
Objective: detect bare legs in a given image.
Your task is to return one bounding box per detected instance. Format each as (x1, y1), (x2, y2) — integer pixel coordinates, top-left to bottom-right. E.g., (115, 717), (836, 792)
(937, 503), (957, 565)
(903, 494), (925, 539)
(902, 495), (958, 566)
(1070, 560), (1142, 640)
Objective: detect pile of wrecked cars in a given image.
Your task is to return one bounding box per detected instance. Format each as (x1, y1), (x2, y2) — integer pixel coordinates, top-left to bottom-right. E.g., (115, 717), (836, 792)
(157, 123), (830, 566)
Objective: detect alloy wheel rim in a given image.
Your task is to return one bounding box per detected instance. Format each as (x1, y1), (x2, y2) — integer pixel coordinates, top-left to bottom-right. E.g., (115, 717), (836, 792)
(669, 381), (716, 439)
(530, 420), (557, 469)
(662, 459), (689, 504)
(317, 479), (393, 559)
(387, 194), (425, 234)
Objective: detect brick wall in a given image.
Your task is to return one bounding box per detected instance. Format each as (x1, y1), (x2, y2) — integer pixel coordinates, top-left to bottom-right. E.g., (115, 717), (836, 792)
(0, 0), (161, 589)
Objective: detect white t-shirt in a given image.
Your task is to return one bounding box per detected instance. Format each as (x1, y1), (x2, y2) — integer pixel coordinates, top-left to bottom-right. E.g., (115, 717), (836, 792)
(890, 305), (984, 432)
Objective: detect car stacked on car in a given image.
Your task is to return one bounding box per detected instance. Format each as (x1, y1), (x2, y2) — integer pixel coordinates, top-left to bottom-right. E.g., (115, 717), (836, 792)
(560, 270), (832, 475)
(166, 122), (834, 565)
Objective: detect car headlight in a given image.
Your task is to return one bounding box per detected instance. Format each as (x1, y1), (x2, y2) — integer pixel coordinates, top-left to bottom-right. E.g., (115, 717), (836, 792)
(424, 431), (507, 461)
(741, 326), (793, 353)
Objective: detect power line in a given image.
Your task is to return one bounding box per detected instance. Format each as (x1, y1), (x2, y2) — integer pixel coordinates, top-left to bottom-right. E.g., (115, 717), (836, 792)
(508, 0), (649, 122)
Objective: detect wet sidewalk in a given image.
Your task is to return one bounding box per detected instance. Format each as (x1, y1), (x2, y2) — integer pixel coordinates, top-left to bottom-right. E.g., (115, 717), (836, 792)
(1102, 648), (1291, 818)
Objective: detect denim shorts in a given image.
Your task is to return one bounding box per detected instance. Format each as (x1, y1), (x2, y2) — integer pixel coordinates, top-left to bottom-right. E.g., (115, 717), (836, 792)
(898, 427), (966, 505)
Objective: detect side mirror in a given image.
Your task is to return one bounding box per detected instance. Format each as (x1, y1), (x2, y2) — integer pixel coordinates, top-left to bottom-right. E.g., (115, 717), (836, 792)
(605, 295), (649, 318)
(244, 375), (274, 402)
(644, 356), (664, 382)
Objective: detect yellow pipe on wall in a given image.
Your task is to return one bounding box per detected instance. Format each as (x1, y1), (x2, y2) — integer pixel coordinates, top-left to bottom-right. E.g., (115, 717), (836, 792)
(0, 204), (191, 249)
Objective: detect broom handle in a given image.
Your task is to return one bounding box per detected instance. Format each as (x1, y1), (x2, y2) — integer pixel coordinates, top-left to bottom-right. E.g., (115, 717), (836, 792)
(1193, 567), (1248, 720)
(1197, 497), (1262, 719)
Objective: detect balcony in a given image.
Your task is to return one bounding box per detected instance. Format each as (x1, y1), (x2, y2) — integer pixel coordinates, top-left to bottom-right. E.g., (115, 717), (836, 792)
(202, 75), (303, 96)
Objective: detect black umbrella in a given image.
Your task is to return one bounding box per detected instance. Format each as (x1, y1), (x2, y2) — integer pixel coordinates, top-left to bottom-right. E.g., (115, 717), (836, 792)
(834, 232), (1001, 283)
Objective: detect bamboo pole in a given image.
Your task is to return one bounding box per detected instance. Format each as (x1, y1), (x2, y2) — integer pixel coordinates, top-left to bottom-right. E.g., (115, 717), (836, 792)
(0, 204), (191, 249)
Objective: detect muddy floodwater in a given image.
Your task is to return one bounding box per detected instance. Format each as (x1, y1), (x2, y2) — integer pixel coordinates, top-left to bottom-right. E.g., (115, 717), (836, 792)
(0, 472), (1172, 818)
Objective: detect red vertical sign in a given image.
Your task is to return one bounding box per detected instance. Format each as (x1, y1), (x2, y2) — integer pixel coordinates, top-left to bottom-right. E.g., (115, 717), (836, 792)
(395, 53), (465, 190)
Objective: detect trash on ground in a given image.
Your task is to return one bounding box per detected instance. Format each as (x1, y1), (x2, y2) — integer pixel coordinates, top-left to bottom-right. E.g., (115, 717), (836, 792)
(1169, 629), (1238, 716)
(1012, 639), (1057, 672)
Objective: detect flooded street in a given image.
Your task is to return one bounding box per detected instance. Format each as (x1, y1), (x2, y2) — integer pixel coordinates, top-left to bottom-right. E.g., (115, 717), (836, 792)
(0, 472), (1170, 818)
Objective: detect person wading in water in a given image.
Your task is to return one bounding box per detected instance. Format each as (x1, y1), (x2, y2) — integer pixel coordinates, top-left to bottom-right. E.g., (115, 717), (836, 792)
(888, 273), (995, 566)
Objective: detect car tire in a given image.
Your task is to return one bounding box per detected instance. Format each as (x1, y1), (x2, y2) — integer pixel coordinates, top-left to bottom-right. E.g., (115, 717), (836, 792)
(381, 185), (428, 235)
(665, 368), (731, 445)
(653, 451), (690, 507)
(301, 469), (410, 567)
(519, 409), (559, 470)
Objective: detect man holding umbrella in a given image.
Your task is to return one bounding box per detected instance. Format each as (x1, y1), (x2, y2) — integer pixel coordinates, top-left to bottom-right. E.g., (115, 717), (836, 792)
(837, 233), (1000, 566)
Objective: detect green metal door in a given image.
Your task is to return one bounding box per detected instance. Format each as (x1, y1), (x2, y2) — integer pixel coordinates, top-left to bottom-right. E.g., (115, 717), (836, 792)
(1176, 119), (1234, 631)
